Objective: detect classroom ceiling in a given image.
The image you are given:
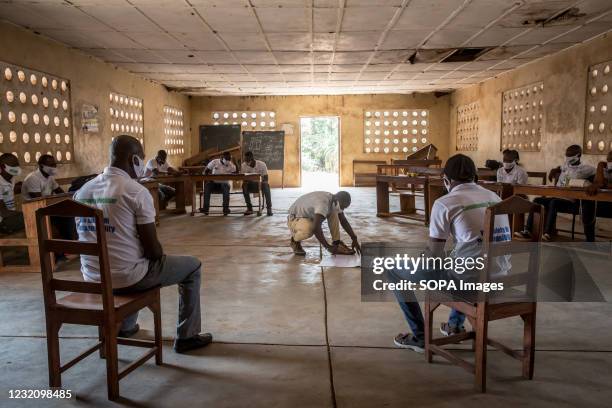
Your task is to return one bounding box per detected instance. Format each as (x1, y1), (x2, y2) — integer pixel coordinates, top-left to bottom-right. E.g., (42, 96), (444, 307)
(1, 0), (612, 96)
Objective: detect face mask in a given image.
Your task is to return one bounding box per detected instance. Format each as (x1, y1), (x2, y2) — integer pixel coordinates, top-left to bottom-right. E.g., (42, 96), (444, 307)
(443, 176), (452, 193)
(565, 155), (580, 166)
(502, 161), (515, 170)
(41, 165), (58, 176)
(4, 165), (21, 177)
(132, 155), (146, 178)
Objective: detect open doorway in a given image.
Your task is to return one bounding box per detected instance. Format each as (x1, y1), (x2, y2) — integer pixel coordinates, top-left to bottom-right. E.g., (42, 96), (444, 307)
(300, 116), (339, 191)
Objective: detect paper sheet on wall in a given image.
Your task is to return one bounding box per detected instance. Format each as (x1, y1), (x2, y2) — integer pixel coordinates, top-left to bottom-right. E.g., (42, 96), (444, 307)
(319, 253), (361, 268)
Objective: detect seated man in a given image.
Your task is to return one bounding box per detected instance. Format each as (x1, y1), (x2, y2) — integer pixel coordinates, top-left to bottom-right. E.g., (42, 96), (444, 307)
(200, 151), (236, 216)
(287, 191), (360, 256)
(390, 154), (511, 352)
(496, 149), (528, 184)
(241, 151), (272, 216)
(583, 150), (612, 242)
(22, 154), (63, 199)
(0, 153), (24, 234)
(517, 145), (595, 241)
(75, 135), (212, 353)
(145, 149), (179, 208)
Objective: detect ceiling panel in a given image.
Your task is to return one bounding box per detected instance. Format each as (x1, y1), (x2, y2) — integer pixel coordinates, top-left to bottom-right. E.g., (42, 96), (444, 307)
(1, 0), (611, 95)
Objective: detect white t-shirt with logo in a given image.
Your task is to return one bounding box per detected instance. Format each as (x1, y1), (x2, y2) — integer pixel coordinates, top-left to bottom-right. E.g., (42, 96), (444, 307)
(241, 160), (268, 176)
(288, 191), (342, 219)
(0, 176), (16, 223)
(206, 158), (236, 184)
(22, 169), (59, 198)
(145, 158), (171, 175)
(496, 165), (528, 184)
(557, 162), (595, 186)
(74, 167), (156, 288)
(429, 183), (511, 276)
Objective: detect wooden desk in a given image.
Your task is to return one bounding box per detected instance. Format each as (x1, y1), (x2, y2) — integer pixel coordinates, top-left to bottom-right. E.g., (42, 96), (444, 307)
(353, 160), (386, 187)
(376, 174), (430, 224)
(189, 174), (263, 216)
(18, 193), (73, 272)
(148, 174), (189, 213)
(139, 180), (160, 224)
(513, 184), (612, 201)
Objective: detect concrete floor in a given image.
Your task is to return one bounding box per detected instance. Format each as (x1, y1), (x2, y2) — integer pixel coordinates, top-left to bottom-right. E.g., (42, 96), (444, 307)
(0, 187), (610, 407)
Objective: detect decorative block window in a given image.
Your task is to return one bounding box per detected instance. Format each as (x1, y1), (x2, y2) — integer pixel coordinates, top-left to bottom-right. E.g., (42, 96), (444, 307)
(584, 60), (612, 154)
(211, 111), (276, 130)
(501, 82), (544, 152)
(456, 102), (479, 151)
(0, 61), (74, 165)
(363, 109), (429, 154)
(109, 92), (144, 145)
(163, 106), (185, 156)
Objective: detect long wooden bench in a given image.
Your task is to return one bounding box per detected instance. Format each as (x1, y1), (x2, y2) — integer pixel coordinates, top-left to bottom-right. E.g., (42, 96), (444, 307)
(353, 159), (386, 187)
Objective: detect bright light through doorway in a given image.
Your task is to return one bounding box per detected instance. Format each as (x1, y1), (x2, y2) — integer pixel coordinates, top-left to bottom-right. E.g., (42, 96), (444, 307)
(300, 116), (339, 191)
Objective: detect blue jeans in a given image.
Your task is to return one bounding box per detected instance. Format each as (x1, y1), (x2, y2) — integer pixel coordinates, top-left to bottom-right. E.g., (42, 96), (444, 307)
(386, 266), (465, 341)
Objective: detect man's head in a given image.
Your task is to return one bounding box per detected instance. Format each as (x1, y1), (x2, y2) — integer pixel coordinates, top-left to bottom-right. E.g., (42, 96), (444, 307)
(156, 150), (167, 165)
(0, 153), (21, 179)
(443, 154), (477, 189)
(334, 191), (352, 210)
(38, 154), (58, 177)
(565, 145), (582, 166)
(244, 151), (255, 166)
(110, 135), (145, 179)
(502, 149), (520, 170)
(222, 151), (231, 163)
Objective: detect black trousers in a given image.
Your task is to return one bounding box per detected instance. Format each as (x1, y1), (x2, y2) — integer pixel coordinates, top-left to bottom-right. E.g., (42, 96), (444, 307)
(202, 182), (230, 212)
(242, 181), (272, 211)
(0, 210), (24, 234)
(158, 184), (176, 204)
(581, 200), (612, 242)
(526, 197), (579, 235)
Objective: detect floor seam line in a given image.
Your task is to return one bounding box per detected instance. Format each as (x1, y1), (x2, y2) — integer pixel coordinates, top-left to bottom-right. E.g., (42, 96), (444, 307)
(322, 266), (338, 408)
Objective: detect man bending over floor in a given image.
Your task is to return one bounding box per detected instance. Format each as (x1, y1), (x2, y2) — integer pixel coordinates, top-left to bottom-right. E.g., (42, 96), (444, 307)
(75, 135), (212, 353)
(241, 151), (272, 216)
(146, 149), (179, 209)
(0, 153), (24, 234)
(287, 191), (360, 256)
(389, 154), (511, 352)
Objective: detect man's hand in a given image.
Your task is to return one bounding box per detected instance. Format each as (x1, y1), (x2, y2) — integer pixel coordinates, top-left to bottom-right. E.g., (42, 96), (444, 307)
(548, 167), (561, 183)
(586, 183), (599, 196)
(351, 238), (361, 254)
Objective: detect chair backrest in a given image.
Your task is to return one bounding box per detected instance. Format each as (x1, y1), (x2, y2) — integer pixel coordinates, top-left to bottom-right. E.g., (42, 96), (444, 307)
(36, 199), (114, 312)
(480, 195), (544, 298)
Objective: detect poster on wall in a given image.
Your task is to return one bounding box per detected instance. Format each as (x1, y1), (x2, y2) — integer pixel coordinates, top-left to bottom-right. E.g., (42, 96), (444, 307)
(81, 103), (99, 134)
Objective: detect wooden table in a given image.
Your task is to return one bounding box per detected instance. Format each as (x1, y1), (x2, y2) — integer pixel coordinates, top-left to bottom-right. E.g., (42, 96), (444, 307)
(189, 174), (263, 216)
(148, 174), (189, 214)
(513, 184), (612, 201)
(376, 174), (431, 224)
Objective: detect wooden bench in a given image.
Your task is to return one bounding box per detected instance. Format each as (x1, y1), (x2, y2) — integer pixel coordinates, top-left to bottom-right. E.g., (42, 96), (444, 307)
(353, 160), (386, 187)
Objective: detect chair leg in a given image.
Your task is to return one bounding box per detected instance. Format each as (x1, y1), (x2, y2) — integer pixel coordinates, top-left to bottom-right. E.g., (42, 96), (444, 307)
(46, 320), (62, 388)
(522, 309), (536, 380)
(571, 214), (576, 240)
(104, 323), (120, 401)
(98, 326), (106, 359)
(467, 316), (477, 352)
(424, 297), (433, 363)
(474, 306), (487, 393)
(152, 298), (163, 365)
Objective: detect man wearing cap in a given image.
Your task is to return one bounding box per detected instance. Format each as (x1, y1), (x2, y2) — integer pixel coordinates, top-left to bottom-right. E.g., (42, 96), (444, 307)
(287, 191), (360, 256)
(388, 154), (511, 353)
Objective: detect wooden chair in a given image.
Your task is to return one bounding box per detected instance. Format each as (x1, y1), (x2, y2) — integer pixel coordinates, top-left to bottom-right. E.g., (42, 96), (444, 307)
(424, 195), (544, 392)
(36, 199), (162, 401)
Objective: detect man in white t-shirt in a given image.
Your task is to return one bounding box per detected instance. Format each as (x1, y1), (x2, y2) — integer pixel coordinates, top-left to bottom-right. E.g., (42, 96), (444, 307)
(21, 154), (63, 199)
(75, 135), (212, 353)
(145, 150), (179, 208)
(200, 151), (236, 215)
(497, 149), (528, 185)
(287, 191), (360, 256)
(241, 151), (272, 216)
(389, 154), (511, 353)
(517, 145), (595, 241)
(0, 153), (24, 234)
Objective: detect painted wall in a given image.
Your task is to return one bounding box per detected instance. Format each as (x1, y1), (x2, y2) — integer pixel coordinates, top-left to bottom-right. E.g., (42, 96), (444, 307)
(0, 21), (191, 179)
(190, 94), (451, 187)
(449, 33), (612, 173)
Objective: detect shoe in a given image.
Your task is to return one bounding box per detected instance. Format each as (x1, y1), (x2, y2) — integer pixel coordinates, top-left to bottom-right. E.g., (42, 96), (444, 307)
(199, 208), (208, 215)
(542, 233), (551, 241)
(267, 210), (273, 216)
(290, 239), (306, 256)
(514, 230), (531, 240)
(440, 322), (466, 337)
(332, 241), (355, 255)
(244, 209), (254, 216)
(393, 333), (424, 353)
(173, 333), (213, 354)
(223, 209), (231, 216)
(118, 324), (140, 338)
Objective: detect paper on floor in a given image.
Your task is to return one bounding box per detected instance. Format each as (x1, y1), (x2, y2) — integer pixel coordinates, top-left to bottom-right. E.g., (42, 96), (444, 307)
(319, 252), (361, 268)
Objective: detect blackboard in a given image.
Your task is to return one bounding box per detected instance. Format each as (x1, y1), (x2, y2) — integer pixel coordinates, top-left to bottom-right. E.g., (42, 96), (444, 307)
(199, 125), (241, 152)
(242, 131), (285, 170)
